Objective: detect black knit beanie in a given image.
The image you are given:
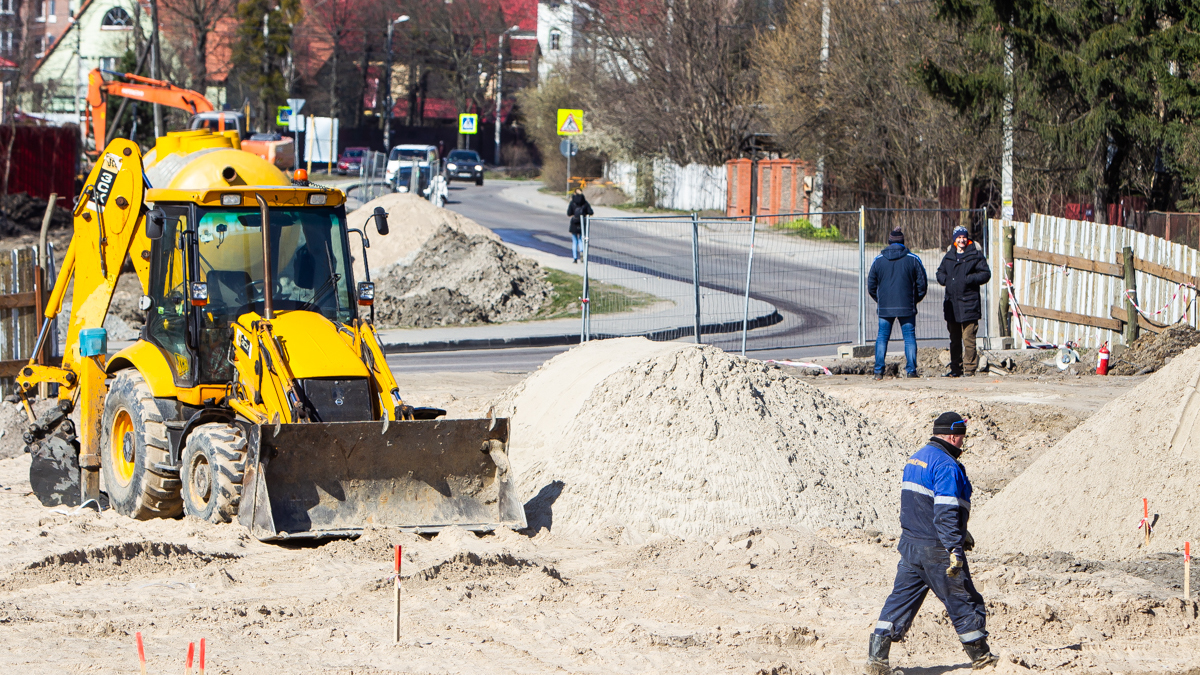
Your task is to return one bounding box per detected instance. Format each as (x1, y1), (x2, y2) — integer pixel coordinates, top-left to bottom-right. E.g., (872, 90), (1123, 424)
(933, 411), (967, 435)
(888, 228), (905, 244)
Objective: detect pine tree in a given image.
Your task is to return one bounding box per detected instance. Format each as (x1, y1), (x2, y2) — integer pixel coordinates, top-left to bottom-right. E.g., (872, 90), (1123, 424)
(232, 0), (303, 132)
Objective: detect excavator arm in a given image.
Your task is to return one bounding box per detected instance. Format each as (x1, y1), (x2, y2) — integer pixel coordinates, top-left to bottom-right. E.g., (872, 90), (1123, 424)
(86, 68), (214, 151)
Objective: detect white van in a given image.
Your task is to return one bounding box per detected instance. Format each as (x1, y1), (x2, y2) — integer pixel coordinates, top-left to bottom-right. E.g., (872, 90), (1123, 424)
(385, 144), (439, 184)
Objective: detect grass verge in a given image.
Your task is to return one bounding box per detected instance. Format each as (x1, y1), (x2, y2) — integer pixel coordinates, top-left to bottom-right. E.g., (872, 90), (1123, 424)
(772, 217), (845, 241)
(535, 268), (661, 320)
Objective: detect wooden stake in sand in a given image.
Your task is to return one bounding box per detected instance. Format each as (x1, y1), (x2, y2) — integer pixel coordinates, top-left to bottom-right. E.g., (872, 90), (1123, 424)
(199, 638), (206, 675)
(136, 632), (147, 675)
(1143, 498), (1152, 546)
(186, 642), (195, 675)
(1185, 541), (1191, 602)
(394, 545), (403, 644)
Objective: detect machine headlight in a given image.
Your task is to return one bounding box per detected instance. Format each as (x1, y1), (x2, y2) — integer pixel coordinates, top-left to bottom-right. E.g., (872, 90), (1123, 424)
(220, 194), (241, 206)
(308, 193), (328, 205)
(474, 165), (482, 171)
(398, 185), (409, 193)
(447, 163), (457, 170)
(357, 281), (375, 306)
(190, 282), (209, 307)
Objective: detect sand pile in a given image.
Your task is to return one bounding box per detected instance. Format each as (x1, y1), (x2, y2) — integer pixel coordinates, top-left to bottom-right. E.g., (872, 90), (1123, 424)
(348, 193), (551, 328)
(1110, 323), (1200, 376)
(974, 344), (1200, 560)
(494, 338), (909, 540)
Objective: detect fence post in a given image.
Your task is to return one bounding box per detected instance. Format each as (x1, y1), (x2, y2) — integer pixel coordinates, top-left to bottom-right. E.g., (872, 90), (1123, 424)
(740, 215), (758, 357)
(857, 206), (866, 344)
(999, 223), (1014, 337)
(581, 215), (590, 342)
(691, 212), (702, 344)
(1123, 245), (1139, 344)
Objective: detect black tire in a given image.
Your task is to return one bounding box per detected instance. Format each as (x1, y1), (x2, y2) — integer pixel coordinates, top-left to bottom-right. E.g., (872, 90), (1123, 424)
(101, 370), (182, 519)
(475, 177), (484, 186)
(180, 423), (248, 523)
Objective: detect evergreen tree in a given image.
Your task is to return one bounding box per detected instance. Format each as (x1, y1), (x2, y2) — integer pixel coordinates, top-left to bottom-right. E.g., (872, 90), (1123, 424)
(232, 0), (303, 132)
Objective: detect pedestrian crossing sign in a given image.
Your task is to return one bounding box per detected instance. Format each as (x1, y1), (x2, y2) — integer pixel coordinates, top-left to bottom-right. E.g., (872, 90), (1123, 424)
(557, 109), (583, 136)
(458, 113), (479, 135)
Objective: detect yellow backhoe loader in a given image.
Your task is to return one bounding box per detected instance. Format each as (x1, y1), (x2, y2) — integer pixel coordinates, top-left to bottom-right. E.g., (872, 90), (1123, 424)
(13, 130), (525, 540)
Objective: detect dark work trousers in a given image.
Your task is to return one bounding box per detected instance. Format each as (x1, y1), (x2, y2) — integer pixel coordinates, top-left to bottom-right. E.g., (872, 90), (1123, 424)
(873, 539), (988, 643)
(948, 320), (979, 375)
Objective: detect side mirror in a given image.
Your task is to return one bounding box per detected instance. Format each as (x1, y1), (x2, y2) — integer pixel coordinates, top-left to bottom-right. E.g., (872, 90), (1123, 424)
(357, 281), (375, 306)
(373, 206), (389, 235)
(145, 208), (165, 240)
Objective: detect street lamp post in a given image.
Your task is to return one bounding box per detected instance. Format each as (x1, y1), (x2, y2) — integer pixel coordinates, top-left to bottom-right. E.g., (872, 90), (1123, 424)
(383, 15), (411, 153)
(494, 25), (519, 167)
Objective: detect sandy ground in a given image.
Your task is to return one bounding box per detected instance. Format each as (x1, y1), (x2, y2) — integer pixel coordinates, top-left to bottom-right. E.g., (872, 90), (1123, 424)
(4, 366), (1199, 674)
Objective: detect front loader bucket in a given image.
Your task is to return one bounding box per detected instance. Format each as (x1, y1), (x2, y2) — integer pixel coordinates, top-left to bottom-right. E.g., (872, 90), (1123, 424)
(237, 418), (525, 541)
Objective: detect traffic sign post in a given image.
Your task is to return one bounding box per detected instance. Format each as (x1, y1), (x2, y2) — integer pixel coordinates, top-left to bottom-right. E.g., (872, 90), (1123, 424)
(559, 138), (578, 194)
(556, 109), (583, 136)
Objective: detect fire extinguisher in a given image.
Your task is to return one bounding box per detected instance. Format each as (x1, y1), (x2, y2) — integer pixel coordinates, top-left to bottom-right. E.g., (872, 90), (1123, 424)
(1097, 342), (1110, 375)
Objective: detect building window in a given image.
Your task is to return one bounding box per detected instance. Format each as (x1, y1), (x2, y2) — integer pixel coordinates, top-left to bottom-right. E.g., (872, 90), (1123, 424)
(101, 7), (133, 29)
(36, 33), (51, 56)
(0, 0), (13, 15)
(1, 31), (12, 54)
(98, 56), (118, 72)
(38, 0), (56, 21)
(549, 29), (561, 51)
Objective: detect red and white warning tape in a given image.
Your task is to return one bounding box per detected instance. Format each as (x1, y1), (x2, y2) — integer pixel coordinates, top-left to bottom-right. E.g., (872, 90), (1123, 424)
(766, 359), (833, 375)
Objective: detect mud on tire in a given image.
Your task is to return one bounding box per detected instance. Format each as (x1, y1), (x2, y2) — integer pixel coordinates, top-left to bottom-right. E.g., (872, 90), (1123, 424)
(101, 369), (182, 519)
(180, 423), (247, 523)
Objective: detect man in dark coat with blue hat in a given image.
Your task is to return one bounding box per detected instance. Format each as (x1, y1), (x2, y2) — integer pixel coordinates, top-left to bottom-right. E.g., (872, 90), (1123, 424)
(936, 226), (991, 377)
(866, 412), (1000, 674)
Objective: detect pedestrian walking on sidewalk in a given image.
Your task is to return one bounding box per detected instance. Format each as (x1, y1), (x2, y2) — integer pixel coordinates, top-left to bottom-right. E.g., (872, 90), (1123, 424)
(867, 228), (927, 379)
(936, 226), (991, 377)
(865, 412), (1000, 674)
(567, 189), (593, 263)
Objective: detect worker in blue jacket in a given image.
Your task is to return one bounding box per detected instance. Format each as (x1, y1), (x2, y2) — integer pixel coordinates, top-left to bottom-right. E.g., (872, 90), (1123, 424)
(866, 412), (1000, 674)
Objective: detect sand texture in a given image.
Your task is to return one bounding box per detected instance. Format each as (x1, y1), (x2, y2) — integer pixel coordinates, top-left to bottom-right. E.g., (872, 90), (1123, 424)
(974, 345), (1200, 560)
(496, 338), (909, 539)
(346, 192), (498, 277)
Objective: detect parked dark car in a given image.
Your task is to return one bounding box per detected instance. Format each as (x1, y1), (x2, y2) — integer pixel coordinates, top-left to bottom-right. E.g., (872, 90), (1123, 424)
(444, 149), (484, 185)
(336, 146), (371, 175)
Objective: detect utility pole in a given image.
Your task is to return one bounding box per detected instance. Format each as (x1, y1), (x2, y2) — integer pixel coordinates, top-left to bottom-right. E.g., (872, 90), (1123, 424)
(1001, 35), (1014, 220)
(494, 26), (519, 166)
(73, 14), (81, 144)
(811, 0), (831, 228)
(150, 0), (163, 137)
(383, 15), (410, 152)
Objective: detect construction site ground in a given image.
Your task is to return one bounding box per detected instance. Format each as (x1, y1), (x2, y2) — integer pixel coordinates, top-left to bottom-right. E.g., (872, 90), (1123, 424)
(4, 363), (1198, 674)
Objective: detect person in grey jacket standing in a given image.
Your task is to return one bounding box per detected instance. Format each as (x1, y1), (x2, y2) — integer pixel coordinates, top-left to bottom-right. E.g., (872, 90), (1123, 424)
(867, 228), (928, 379)
(936, 226), (991, 377)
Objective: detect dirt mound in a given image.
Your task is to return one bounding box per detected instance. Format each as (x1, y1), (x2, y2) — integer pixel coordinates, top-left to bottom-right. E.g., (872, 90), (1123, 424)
(974, 344), (1200, 560)
(582, 185), (628, 206)
(827, 388), (1086, 507)
(1110, 323), (1200, 375)
(494, 338), (909, 540)
(346, 192), (498, 278)
(0, 193), (71, 238)
(372, 226), (551, 328)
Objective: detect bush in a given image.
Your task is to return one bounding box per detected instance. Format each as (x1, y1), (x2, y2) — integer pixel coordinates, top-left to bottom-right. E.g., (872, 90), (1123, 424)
(773, 218), (844, 240)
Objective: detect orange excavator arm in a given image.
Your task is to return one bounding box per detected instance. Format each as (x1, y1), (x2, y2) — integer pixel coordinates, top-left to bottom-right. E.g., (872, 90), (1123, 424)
(86, 68), (215, 150)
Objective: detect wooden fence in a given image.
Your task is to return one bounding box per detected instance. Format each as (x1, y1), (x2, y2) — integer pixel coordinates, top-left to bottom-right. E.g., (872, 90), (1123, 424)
(985, 214), (1200, 348)
(0, 244), (59, 393)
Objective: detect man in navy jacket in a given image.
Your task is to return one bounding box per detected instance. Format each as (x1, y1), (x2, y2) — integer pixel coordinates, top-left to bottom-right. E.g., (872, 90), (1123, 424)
(866, 412), (1000, 673)
(867, 229), (927, 379)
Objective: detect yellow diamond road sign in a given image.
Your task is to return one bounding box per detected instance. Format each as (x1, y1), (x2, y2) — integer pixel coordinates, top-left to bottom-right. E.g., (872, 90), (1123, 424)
(557, 109), (583, 136)
(458, 113), (478, 135)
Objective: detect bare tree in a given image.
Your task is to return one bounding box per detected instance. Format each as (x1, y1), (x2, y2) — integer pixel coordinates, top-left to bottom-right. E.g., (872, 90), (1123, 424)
(160, 0), (239, 93)
(577, 0), (761, 166)
(2, 4), (45, 195)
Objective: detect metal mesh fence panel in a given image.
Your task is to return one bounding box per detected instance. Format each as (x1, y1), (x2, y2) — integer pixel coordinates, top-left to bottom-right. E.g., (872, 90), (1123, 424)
(584, 216), (702, 341)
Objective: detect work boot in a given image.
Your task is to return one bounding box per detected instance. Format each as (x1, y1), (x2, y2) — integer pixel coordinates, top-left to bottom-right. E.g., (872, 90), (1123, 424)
(873, 372), (884, 381)
(905, 371), (920, 379)
(865, 632), (892, 674)
(962, 637), (1000, 670)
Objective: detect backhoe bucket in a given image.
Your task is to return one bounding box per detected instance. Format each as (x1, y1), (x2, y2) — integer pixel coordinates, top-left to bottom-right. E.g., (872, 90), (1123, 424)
(237, 418), (525, 541)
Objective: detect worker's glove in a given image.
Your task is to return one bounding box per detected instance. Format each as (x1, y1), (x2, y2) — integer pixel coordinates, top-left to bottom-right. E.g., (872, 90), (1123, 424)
(947, 548), (964, 578)
(963, 530), (975, 552)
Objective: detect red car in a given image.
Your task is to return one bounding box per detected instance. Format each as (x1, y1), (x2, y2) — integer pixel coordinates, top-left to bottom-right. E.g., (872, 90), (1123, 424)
(335, 147), (371, 175)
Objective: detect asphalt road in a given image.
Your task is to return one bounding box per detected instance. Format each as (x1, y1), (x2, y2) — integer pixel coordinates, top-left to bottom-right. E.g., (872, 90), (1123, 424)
(444, 182), (949, 353)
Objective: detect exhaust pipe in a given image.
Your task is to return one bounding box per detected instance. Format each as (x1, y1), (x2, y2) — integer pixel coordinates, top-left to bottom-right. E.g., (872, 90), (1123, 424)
(254, 193), (273, 319)
(222, 166), (245, 186)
